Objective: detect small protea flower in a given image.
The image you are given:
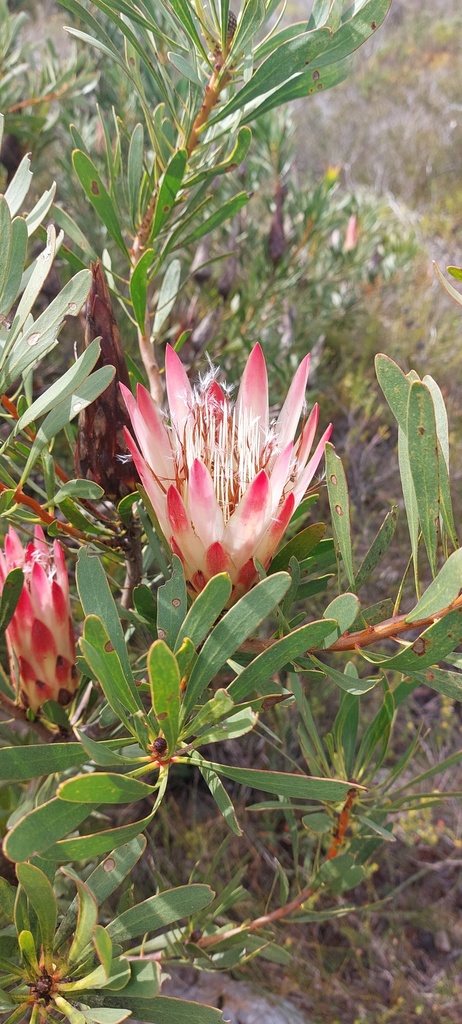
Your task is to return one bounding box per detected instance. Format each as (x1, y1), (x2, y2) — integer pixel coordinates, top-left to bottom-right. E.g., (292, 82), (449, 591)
(0, 526), (78, 714)
(121, 344), (332, 603)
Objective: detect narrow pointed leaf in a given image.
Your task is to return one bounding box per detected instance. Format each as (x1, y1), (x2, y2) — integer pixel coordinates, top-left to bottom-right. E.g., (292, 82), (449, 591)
(355, 507), (398, 590)
(182, 573), (291, 714)
(72, 151), (127, 255)
(76, 550), (133, 681)
(174, 574), (232, 652)
(156, 555), (187, 649)
(4, 798), (95, 862)
(147, 641), (181, 754)
(405, 549), (462, 622)
(107, 885), (214, 943)
(151, 150), (187, 239)
(204, 762), (362, 800)
(407, 381), (439, 576)
(0, 568), (24, 634)
(325, 444), (355, 588)
(228, 618), (338, 702)
(66, 879), (98, 967)
(16, 865), (56, 966)
(58, 773), (156, 804)
(54, 838), (146, 950)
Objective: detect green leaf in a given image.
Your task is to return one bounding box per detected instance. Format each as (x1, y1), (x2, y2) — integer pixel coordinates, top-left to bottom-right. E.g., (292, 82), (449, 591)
(54, 838), (145, 951)
(129, 248), (154, 332)
(178, 192), (250, 250)
(54, 995), (86, 1024)
(405, 549), (462, 622)
(383, 608), (462, 672)
(322, 592), (361, 648)
(110, 959), (160, 1000)
(19, 366), (115, 484)
(407, 380), (439, 576)
(4, 798), (95, 862)
(182, 573), (291, 715)
(72, 151), (127, 255)
(107, 885), (214, 943)
(398, 425), (419, 589)
(43, 810), (155, 862)
(156, 555), (188, 649)
(84, 1009), (130, 1024)
(147, 641), (181, 754)
(402, 667), (462, 702)
(213, 27), (332, 121)
(16, 864), (56, 966)
(174, 573), (232, 652)
(447, 265), (462, 282)
(54, 480), (105, 503)
(25, 184), (56, 236)
(127, 122), (144, 227)
(152, 259), (182, 335)
(16, 338), (102, 431)
(310, 656), (379, 695)
(433, 260), (462, 308)
(93, 926), (113, 975)
(18, 929), (39, 978)
(204, 762), (361, 801)
(0, 214), (27, 316)
(60, 956), (130, 992)
(269, 523), (326, 574)
(80, 616), (143, 728)
(228, 618), (338, 702)
(244, 53), (352, 120)
(185, 127), (252, 188)
(151, 150), (187, 240)
(99, 995), (223, 1024)
(0, 568), (24, 634)
(355, 507), (398, 590)
(58, 773), (156, 805)
(76, 550), (133, 682)
(66, 878), (98, 967)
(184, 687), (234, 738)
(196, 760), (242, 836)
(325, 444), (355, 588)
(4, 155), (33, 217)
(375, 352), (410, 429)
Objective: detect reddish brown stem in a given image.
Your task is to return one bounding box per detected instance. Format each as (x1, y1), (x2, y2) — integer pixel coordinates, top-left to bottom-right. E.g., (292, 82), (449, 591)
(186, 61), (230, 157)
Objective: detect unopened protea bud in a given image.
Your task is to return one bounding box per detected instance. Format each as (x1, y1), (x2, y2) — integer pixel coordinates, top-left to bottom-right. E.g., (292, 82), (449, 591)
(227, 10), (237, 38)
(75, 261), (139, 501)
(0, 526), (79, 714)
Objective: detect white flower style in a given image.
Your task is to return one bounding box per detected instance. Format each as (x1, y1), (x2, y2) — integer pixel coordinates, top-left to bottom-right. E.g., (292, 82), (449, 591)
(122, 344), (332, 602)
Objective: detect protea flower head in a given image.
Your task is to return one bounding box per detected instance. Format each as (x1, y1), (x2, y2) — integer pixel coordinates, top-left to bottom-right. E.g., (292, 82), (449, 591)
(0, 526), (78, 714)
(121, 344), (332, 603)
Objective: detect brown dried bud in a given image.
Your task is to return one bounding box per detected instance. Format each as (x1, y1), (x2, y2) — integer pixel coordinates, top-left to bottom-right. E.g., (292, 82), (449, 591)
(151, 736), (168, 757)
(74, 262), (139, 501)
(227, 10), (237, 38)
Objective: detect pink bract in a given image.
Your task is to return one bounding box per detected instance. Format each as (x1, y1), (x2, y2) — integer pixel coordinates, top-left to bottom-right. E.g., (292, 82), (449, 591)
(0, 526), (79, 714)
(122, 344), (332, 603)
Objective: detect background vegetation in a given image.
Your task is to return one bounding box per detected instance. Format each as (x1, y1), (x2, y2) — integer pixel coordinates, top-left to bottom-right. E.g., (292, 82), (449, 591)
(1, 1), (462, 1022)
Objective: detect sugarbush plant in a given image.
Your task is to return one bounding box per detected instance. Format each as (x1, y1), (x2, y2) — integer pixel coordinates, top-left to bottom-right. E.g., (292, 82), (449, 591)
(1, 2), (462, 1022)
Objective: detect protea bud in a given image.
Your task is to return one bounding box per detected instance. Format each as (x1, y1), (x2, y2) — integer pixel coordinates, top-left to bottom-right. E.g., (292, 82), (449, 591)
(227, 10), (237, 38)
(121, 344), (332, 604)
(0, 526), (79, 714)
(74, 261), (139, 501)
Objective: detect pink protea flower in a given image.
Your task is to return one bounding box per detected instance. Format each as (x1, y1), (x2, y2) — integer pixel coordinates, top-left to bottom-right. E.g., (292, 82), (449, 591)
(122, 344), (332, 602)
(0, 526), (79, 714)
